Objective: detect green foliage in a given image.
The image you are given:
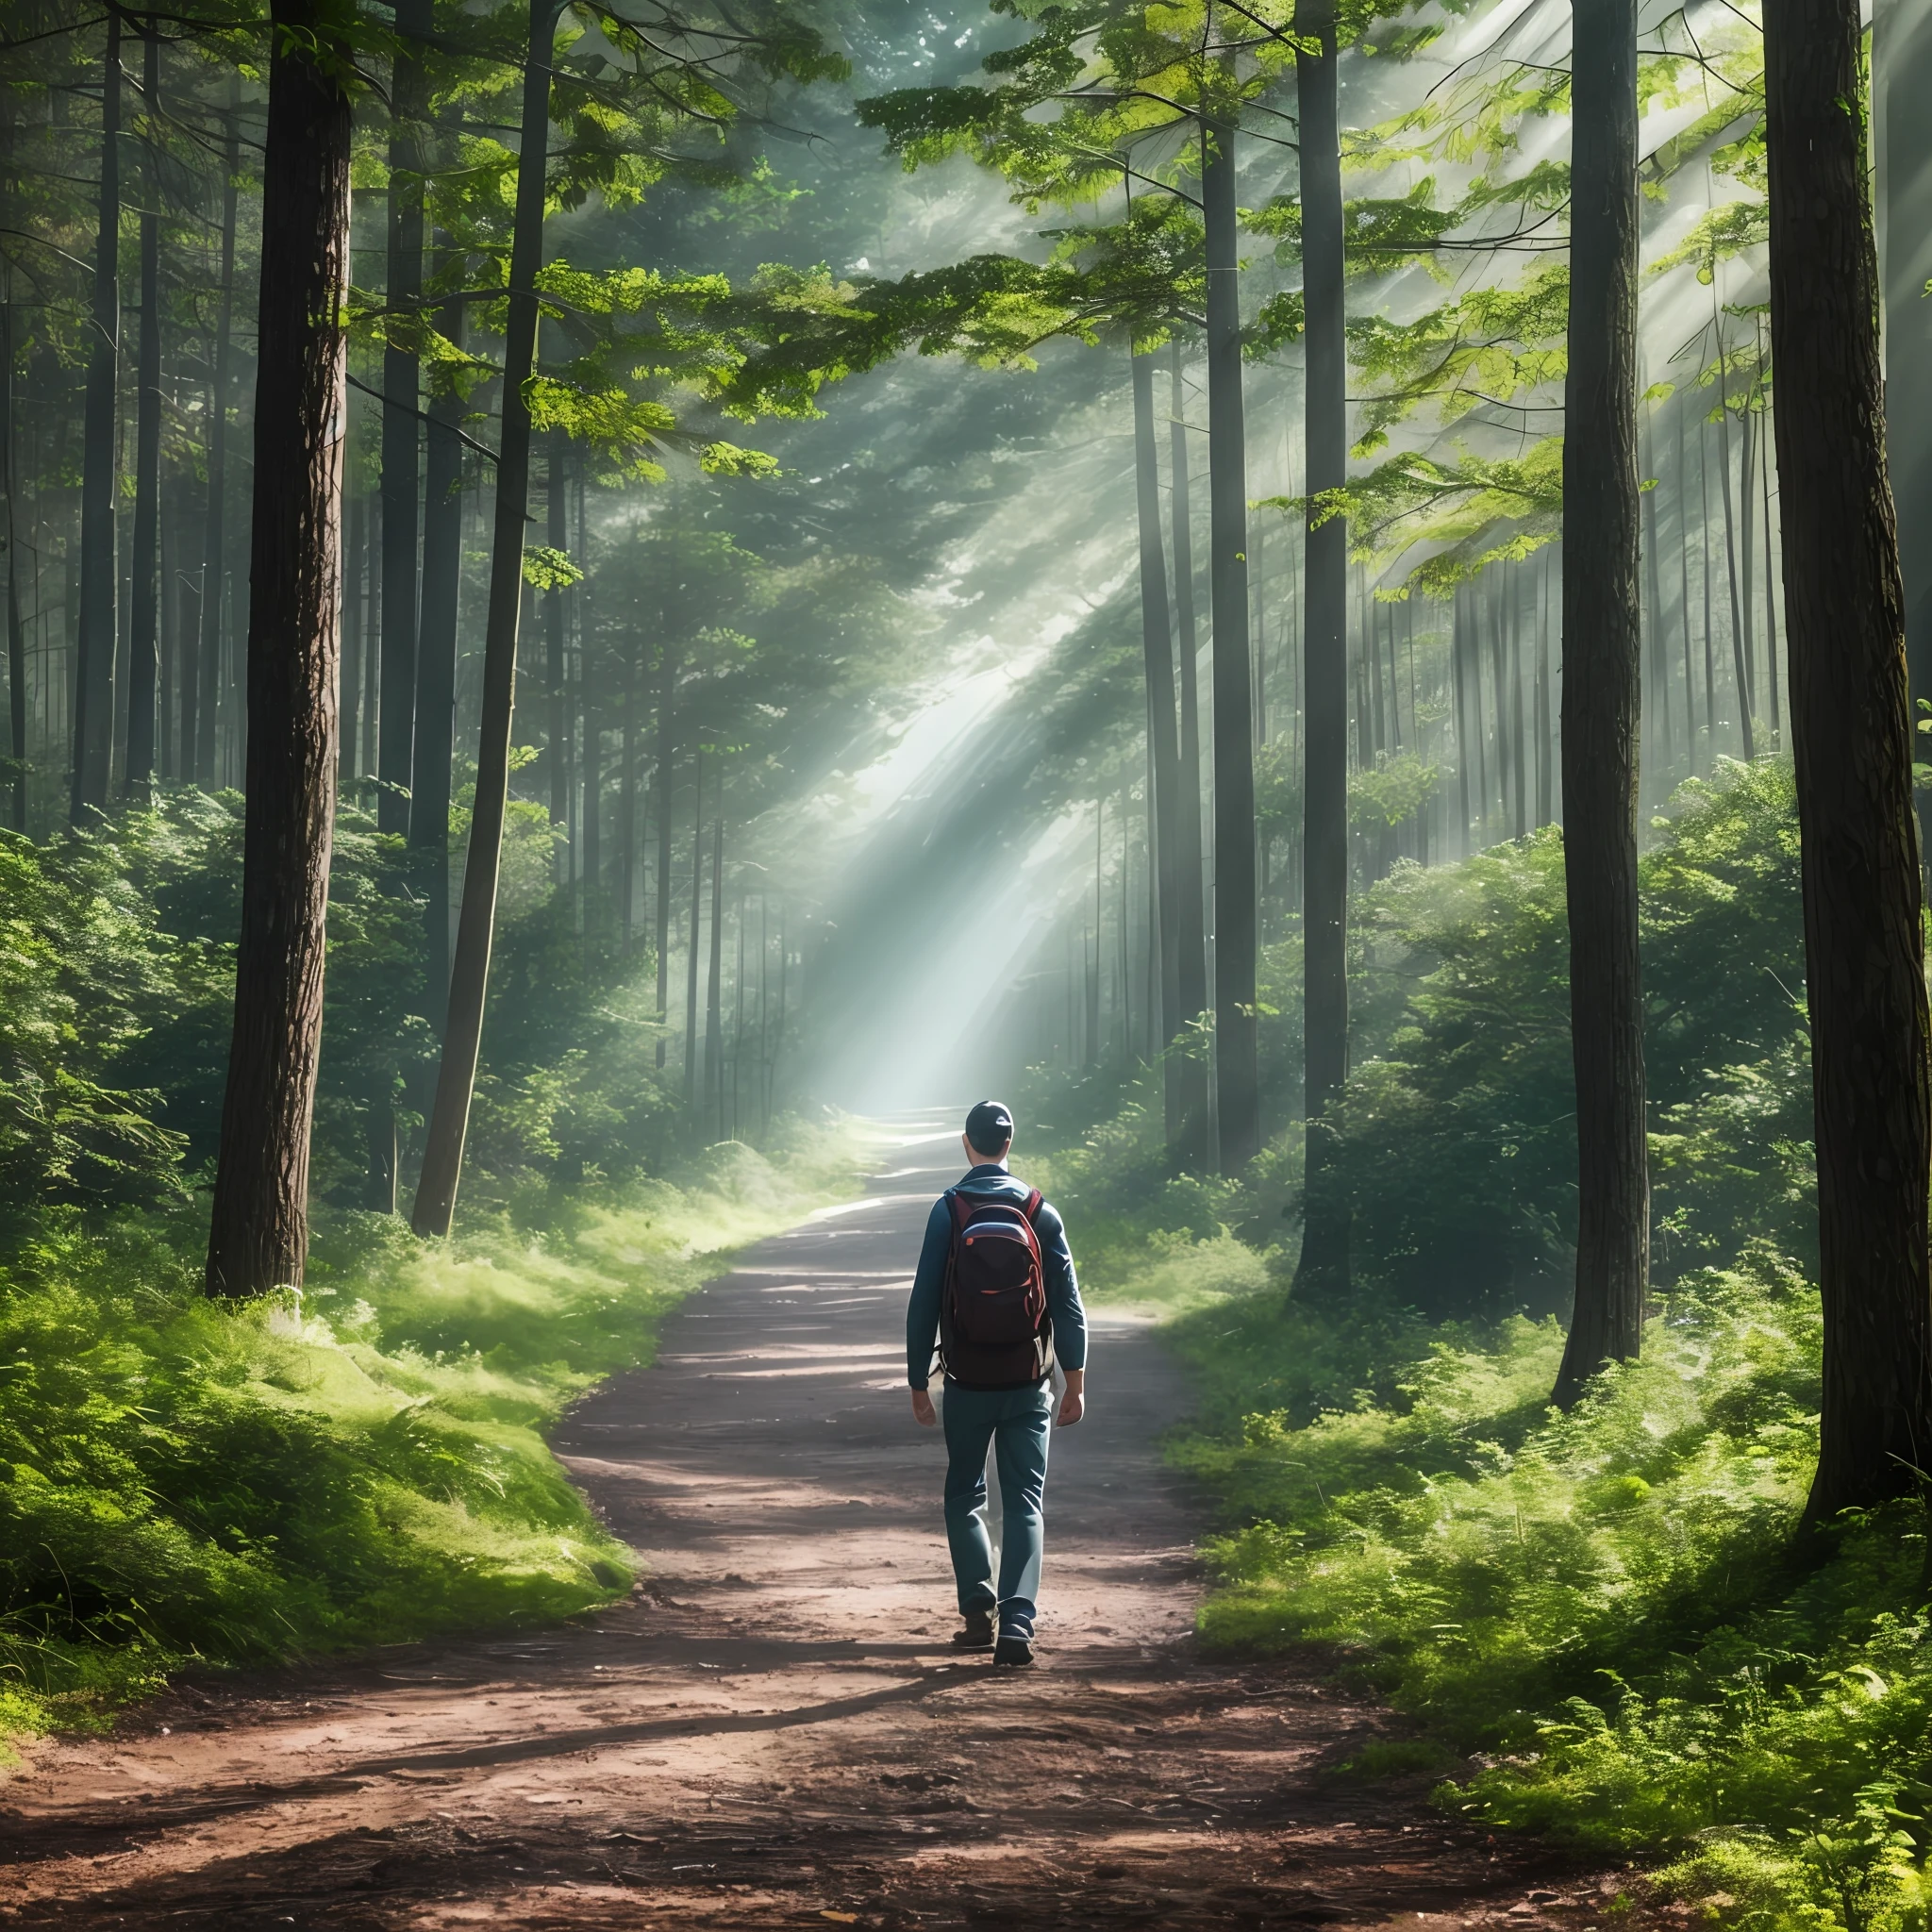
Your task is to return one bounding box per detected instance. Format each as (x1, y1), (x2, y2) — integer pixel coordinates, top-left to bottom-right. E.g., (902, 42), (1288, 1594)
(0, 1128), (858, 1756)
(1349, 749), (1443, 829)
(0, 830), (192, 1220)
(1169, 1235), (1932, 1931)
(1307, 759), (1811, 1317)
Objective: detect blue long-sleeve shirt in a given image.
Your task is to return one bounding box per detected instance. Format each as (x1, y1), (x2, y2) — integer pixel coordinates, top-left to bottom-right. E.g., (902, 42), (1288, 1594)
(906, 1164), (1087, 1391)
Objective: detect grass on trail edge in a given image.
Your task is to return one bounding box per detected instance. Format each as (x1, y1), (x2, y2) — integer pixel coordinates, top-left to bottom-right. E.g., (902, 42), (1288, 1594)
(0, 1121), (871, 1758)
(1150, 1253), (1932, 1932)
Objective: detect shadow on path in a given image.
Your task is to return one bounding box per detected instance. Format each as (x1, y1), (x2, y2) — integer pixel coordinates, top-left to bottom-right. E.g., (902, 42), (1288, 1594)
(0, 1113), (1656, 1931)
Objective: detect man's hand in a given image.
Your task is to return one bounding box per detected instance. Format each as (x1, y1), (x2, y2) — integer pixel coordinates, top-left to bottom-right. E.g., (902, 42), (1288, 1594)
(910, 1388), (938, 1427)
(1056, 1369), (1086, 1428)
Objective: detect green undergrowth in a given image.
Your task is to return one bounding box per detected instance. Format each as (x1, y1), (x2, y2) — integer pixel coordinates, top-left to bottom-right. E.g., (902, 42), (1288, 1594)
(1164, 1256), (1932, 1931)
(1045, 763), (1932, 1927)
(0, 1124), (865, 1757)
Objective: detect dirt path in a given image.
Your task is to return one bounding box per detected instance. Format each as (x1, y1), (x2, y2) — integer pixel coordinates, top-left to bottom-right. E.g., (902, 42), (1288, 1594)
(1, 1121), (1645, 1930)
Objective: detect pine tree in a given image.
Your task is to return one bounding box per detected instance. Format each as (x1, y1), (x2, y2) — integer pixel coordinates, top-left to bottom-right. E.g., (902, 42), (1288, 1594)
(1764, 0), (1932, 1524)
(204, 0), (355, 1298)
(1554, 0), (1647, 1407)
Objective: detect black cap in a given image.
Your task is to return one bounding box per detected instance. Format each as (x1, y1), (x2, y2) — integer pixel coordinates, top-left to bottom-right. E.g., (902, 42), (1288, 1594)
(964, 1100), (1015, 1153)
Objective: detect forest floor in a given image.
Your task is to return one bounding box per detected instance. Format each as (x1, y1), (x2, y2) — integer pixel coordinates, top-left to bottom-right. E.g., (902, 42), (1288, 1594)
(0, 1119), (1668, 1931)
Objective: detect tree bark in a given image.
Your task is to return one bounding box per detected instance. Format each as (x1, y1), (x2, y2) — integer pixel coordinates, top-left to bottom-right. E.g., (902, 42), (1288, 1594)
(1765, 0), (1932, 1522)
(655, 645), (676, 1069)
(1642, 401), (1670, 770)
(1202, 115), (1259, 1172)
(1760, 376), (1783, 739)
(582, 647), (601, 913)
(412, 0), (562, 1238)
(196, 106), (238, 789)
(1554, 0), (1648, 1407)
(410, 287), (463, 1035)
(1452, 586), (1472, 852)
(1536, 553), (1555, 824)
(684, 748), (703, 1105)
(705, 809), (724, 1132)
(338, 485), (361, 785)
(1882, 0), (1932, 870)
(1132, 347), (1184, 1146)
(203, 0), (351, 1297)
(377, 0), (426, 837)
(73, 5), (122, 821)
(1712, 309), (1756, 758)
(547, 430), (569, 870)
(1167, 344), (1212, 1166)
(1508, 575), (1526, 837)
(1674, 397), (1697, 758)
(2, 302), (25, 833)
(1295, 0), (1351, 1293)
(125, 21), (161, 799)
(619, 637), (637, 949)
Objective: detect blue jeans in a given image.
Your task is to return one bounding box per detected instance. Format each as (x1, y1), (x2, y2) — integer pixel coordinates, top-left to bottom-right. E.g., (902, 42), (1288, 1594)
(941, 1380), (1052, 1640)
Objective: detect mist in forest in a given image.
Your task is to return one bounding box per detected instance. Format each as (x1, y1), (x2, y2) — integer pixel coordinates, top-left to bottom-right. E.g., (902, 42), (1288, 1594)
(0, 0), (1832, 1137)
(9, 0), (1932, 1915)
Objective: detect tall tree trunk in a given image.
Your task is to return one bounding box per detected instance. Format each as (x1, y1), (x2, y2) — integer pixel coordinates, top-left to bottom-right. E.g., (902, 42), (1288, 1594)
(1643, 400), (1671, 770)
(1453, 586), (1473, 852)
(203, 0), (351, 1297)
(1699, 418), (1716, 760)
(1554, 0), (1648, 1408)
(159, 436), (178, 774)
(1712, 315), (1756, 757)
(178, 550), (201, 787)
(1203, 115), (1259, 1172)
(1167, 343), (1211, 1166)
(0, 92), (22, 829)
(547, 430), (569, 871)
(1766, 0), (1932, 1523)
(1882, 0), (1932, 871)
(1536, 552), (1555, 824)
(705, 809), (724, 1132)
(655, 648), (676, 1069)
(196, 107), (238, 789)
(2, 301), (25, 833)
(1131, 347), (1184, 1148)
(619, 639), (637, 950)
(684, 747), (703, 1105)
(581, 647), (601, 912)
(1508, 575), (1526, 837)
(338, 485), (361, 785)
(1087, 805), (1103, 1067)
(125, 22), (160, 799)
(377, 0), (426, 837)
(1760, 375), (1783, 740)
(411, 0), (561, 1239)
(73, 6), (122, 821)
(1675, 398), (1697, 758)
(410, 287), (463, 1034)
(1295, 0), (1351, 1291)
(1740, 400), (1757, 740)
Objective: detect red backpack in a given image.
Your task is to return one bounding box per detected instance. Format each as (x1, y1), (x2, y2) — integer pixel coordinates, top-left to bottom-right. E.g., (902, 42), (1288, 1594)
(940, 1188), (1052, 1388)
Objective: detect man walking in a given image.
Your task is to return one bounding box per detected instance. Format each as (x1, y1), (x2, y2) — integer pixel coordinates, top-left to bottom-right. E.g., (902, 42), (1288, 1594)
(907, 1101), (1087, 1667)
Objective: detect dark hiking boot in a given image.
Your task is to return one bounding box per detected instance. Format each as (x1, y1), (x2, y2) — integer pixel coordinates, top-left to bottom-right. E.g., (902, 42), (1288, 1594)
(993, 1633), (1036, 1668)
(952, 1610), (995, 1650)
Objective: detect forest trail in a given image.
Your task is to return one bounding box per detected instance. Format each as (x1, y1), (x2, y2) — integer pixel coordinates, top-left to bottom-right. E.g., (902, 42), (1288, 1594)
(2, 1119), (1641, 1929)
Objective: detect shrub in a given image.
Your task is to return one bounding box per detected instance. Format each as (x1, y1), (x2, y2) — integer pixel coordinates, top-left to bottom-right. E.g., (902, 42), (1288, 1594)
(1307, 759), (1811, 1318)
(0, 1128), (862, 1757)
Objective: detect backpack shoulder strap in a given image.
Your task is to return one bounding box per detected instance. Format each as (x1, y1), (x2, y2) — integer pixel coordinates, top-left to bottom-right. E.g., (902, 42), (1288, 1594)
(946, 1189), (974, 1234)
(1021, 1189), (1042, 1224)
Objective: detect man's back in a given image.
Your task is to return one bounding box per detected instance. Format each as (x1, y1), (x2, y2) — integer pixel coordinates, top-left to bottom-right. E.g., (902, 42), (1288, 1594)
(903, 1102), (1089, 1668)
(906, 1163), (1086, 1392)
